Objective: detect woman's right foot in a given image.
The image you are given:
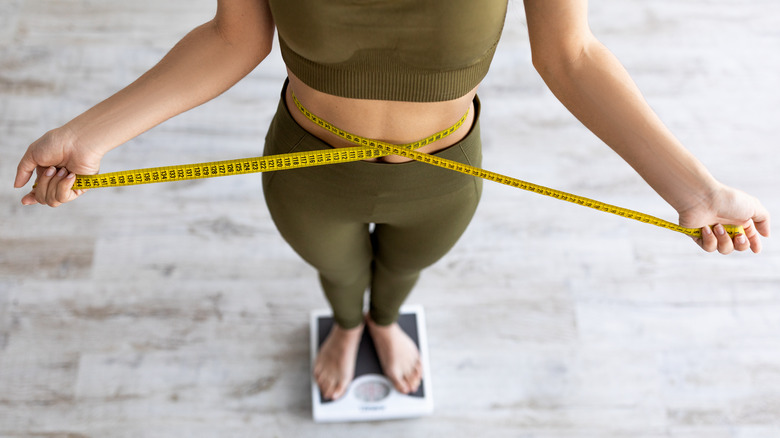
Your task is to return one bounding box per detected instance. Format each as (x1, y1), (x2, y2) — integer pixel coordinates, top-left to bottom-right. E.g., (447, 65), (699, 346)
(313, 322), (364, 400)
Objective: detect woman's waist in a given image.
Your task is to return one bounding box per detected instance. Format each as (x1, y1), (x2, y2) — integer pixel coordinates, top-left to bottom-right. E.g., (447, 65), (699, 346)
(285, 72), (478, 163)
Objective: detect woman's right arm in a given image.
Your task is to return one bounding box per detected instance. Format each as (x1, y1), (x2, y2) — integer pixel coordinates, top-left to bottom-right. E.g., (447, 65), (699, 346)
(15, 0), (275, 207)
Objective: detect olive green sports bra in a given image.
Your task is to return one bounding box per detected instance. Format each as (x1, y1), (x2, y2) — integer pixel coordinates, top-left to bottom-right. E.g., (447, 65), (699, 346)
(268, 0), (508, 102)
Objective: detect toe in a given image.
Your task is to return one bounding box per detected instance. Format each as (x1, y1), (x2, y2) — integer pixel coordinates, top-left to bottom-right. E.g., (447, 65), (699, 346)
(405, 364), (423, 393)
(321, 378), (337, 400)
(332, 380), (349, 400)
(413, 361), (424, 388)
(390, 370), (410, 394)
(316, 370), (336, 399)
(404, 375), (417, 393)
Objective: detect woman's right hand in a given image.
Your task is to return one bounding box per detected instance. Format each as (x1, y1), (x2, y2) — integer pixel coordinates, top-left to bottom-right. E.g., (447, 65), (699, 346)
(15, 127), (103, 207)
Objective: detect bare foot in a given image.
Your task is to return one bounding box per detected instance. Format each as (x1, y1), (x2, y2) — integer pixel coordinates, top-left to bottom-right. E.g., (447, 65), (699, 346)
(366, 317), (423, 394)
(313, 322), (364, 400)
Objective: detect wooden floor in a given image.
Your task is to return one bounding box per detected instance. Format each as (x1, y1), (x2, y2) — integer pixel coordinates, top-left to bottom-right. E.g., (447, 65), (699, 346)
(2, 1), (779, 436)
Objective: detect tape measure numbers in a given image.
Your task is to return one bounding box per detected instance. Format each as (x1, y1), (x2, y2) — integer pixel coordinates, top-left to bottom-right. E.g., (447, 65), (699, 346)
(62, 94), (742, 239)
(72, 147), (384, 189)
(290, 94), (742, 239)
(69, 106), (469, 190)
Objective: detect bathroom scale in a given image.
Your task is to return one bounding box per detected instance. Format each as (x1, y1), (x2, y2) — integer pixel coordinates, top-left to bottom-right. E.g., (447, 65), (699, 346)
(309, 305), (434, 422)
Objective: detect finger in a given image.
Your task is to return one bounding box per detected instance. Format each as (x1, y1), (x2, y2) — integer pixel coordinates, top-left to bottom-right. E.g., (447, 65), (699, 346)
(48, 169), (79, 208)
(741, 219), (763, 254)
(45, 167), (68, 207)
(33, 166), (57, 205)
(14, 152), (38, 188)
(21, 191), (40, 205)
(733, 233), (750, 252)
(699, 225), (717, 252)
(713, 224), (734, 255)
(57, 173), (80, 203)
(752, 204), (771, 238)
(22, 174), (83, 206)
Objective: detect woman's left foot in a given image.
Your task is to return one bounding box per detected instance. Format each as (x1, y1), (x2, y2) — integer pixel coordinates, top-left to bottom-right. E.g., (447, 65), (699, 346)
(366, 316), (423, 394)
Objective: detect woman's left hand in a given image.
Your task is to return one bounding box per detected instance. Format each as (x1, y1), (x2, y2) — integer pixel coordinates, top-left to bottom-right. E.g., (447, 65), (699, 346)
(678, 183), (770, 254)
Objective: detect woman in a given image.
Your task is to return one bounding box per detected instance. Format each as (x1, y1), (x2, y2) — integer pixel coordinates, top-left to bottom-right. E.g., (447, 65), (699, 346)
(14, 0), (770, 401)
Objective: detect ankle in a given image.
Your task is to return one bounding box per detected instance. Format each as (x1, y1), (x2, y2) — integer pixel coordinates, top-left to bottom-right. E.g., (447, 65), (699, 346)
(366, 318), (389, 334)
(366, 312), (397, 328)
(331, 321), (364, 338)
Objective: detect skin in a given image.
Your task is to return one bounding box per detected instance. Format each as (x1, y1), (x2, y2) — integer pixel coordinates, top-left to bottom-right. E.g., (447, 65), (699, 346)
(284, 73), (478, 164)
(313, 322), (365, 400)
(14, 0), (771, 399)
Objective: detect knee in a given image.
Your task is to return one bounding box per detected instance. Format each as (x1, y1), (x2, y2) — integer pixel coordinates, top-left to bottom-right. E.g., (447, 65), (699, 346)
(373, 257), (424, 279)
(319, 261), (372, 289)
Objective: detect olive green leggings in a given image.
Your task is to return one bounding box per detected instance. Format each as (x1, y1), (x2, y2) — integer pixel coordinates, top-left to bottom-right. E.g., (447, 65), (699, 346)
(262, 83), (483, 329)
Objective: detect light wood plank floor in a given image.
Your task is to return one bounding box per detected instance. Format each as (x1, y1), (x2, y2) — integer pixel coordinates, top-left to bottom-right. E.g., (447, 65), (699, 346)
(1, 1), (779, 436)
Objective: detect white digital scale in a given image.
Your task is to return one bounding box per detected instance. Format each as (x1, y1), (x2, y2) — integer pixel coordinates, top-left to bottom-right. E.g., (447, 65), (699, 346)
(309, 305), (434, 422)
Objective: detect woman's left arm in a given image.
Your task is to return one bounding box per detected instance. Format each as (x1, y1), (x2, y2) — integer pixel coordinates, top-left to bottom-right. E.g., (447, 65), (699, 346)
(523, 0), (770, 253)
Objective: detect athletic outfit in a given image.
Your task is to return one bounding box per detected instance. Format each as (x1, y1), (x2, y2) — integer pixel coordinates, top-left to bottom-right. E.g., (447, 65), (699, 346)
(263, 0), (509, 329)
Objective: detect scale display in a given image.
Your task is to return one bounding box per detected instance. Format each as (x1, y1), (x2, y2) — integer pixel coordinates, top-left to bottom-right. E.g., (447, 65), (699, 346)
(310, 305), (434, 422)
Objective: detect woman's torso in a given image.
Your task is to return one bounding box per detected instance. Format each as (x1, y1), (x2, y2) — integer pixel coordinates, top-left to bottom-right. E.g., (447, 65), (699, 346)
(270, 0), (507, 163)
(285, 73), (477, 163)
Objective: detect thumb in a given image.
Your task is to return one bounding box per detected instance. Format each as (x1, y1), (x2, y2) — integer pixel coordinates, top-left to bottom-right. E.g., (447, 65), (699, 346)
(14, 152), (38, 188)
(751, 200), (771, 238)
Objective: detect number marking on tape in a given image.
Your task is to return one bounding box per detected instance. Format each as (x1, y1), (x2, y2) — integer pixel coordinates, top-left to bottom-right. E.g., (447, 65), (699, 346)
(63, 94), (743, 239)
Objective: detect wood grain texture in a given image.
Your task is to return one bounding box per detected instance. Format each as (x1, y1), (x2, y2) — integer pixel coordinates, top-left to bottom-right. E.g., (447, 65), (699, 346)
(1, 0), (779, 436)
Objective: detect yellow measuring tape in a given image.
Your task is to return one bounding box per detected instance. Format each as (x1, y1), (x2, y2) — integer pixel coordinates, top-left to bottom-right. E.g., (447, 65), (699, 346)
(65, 95), (742, 239)
(69, 105), (469, 189)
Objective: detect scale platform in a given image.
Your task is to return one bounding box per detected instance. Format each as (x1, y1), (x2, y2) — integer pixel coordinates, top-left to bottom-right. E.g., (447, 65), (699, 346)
(310, 305), (434, 422)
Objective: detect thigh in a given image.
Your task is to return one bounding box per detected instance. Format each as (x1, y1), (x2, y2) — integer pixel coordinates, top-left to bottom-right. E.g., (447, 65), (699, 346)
(264, 173), (373, 273)
(372, 181), (482, 272)
(261, 84), (375, 273)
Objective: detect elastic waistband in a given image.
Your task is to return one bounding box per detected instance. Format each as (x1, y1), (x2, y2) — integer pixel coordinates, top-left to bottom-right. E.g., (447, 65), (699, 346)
(264, 80), (483, 199)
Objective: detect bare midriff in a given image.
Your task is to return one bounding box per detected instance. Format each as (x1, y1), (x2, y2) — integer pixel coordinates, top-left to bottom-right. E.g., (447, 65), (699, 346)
(285, 70), (478, 163)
